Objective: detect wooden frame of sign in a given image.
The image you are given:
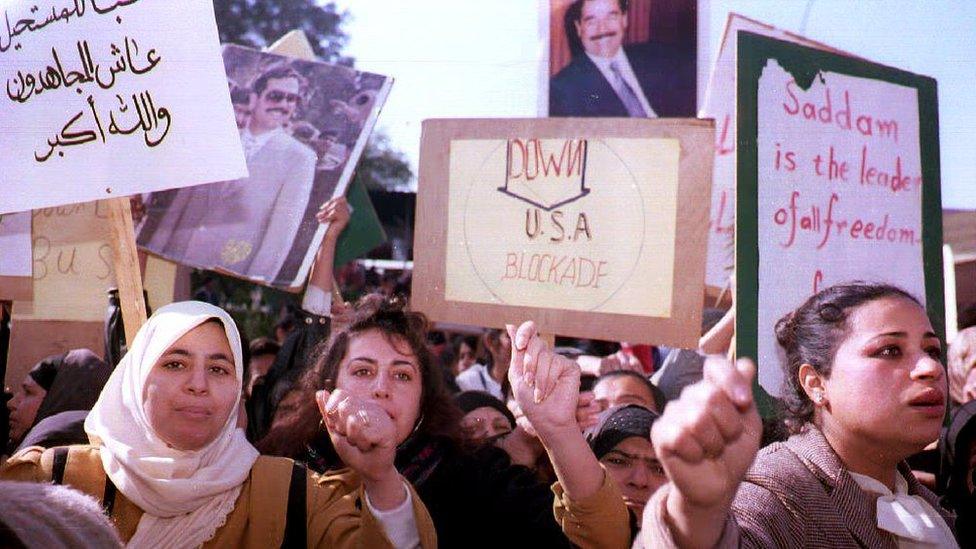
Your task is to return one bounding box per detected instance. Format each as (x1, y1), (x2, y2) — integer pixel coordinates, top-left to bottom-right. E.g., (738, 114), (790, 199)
(735, 32), (943, 415)
(0, 277), (31, 301)
(413, 118), (714, 348)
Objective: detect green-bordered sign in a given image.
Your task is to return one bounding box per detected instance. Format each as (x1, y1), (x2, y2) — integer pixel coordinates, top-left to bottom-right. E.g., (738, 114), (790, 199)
(735, 32), (943, 415)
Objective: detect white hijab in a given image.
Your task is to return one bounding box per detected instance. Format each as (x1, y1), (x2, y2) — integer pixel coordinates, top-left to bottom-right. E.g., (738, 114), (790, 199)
(85, 301), (259, 549)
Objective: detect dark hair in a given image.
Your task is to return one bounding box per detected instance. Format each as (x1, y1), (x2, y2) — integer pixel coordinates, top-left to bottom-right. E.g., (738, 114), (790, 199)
(256, 294), (461, 459)
(274, 314), (296, 334)
(774, 282), (923, 433)
(229, 85), (252, 106)
(252, 65), (306, 98)
(564, 0), (630, 57)
(594, 370), (665, 412)
(249, 337), (281, 358)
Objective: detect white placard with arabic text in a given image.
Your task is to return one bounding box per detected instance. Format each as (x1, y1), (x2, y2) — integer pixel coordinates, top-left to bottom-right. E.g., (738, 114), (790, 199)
(0, 0), (247, 214)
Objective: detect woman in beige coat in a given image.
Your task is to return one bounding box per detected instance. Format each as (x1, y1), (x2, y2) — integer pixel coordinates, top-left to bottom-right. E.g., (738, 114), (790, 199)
(2, 301), (435, 548)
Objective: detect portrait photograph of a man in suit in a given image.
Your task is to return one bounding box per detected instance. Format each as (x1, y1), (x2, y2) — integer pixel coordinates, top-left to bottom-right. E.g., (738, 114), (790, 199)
(137, 46), (390, 288)
(549, 0), (696, 118)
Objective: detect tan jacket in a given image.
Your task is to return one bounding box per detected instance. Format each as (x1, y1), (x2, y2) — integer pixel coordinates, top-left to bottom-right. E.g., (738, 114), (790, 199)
(551, 466), (632, 549)
(640, 426), (953, 548)
(1, 445), (437, 549)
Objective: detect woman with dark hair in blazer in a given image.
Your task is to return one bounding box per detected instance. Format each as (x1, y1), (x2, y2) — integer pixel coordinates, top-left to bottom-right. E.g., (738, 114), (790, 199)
(638, 282), (957, 547)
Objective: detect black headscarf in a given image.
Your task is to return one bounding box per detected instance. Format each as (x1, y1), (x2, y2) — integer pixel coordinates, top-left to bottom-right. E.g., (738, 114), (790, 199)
(455, 390), (516, 429)
(27, 354), (62, 392)
(31, 349), (111, 432)
(585, 404), (658, 459)
(15, 410), (89, 452)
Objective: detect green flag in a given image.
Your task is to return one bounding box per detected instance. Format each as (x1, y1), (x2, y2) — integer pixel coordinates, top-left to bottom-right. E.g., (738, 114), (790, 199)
(335, 179), (387, 267)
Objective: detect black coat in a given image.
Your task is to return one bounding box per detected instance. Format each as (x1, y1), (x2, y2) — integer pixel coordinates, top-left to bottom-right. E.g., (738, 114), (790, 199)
(307, 434), (573, 549)
(549, 41), (696, 118)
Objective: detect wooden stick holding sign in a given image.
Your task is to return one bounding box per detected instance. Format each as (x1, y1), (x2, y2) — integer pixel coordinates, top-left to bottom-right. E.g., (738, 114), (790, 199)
(105, 197), (148, 343)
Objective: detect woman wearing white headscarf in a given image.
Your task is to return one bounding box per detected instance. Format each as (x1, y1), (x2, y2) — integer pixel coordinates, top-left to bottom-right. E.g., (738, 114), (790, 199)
(1, 301), (436, 548)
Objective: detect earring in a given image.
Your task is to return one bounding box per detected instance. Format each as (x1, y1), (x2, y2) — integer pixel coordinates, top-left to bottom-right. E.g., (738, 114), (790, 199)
(812, 389), (824, 405)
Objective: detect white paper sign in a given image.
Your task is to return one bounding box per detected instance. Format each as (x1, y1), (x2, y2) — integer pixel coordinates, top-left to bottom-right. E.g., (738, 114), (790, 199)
(0, 212), (32, 276)
(700, 15), (848, 289)
(756, 60), (925, 395)
(0, 0), (247, 214)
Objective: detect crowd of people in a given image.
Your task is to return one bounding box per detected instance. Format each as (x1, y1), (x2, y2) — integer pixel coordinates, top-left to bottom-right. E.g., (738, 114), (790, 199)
(2, 196), (975, 549)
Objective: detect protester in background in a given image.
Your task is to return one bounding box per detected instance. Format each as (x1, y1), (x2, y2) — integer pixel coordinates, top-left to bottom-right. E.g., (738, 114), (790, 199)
(640, 282), (955, 548)
(245, 337), (280, 398)
(592, 370), (663, 413)
(650, 305), (735, 403)
(456, 391), (515, 444)
(6, 350), (111, 454)
(263, 296), (576, 548)
(0, 481), (123, 548)
(939, 399), (976, 547)
(948, 327), (976, 409)
(248, 197), (349, 442)
(1, 301), (434, 548)
(274, 314), (297, 345)
(585, 405), (664, 520)
(456, 329), (512, 400)
(506, 321), (635, 549)
(454, 336), (479, 376)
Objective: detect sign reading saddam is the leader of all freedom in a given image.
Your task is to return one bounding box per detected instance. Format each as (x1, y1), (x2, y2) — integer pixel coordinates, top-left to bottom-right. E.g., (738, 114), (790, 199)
(414, 118), (714, 348)
(736, 33), (943, 402)
(0, 0), (247, 214)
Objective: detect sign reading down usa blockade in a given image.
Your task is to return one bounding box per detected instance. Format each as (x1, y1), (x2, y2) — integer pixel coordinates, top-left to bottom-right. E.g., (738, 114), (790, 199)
(413, 118), (714, 347)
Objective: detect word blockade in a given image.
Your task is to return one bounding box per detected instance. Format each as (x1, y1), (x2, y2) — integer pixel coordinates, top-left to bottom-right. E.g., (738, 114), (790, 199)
(0, 0), (246, 213)
(414, 118), (714, 347)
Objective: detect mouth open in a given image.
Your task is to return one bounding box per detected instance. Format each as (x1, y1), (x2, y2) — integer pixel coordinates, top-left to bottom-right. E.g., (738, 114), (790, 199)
(907, 389), (945, 416)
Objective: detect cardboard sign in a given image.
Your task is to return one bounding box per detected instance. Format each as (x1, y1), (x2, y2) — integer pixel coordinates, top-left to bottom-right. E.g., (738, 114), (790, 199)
(0, 211), (32, 300)
(736, 33), (943, 402)
(699, 14), (853, 290)
(5, 318), (103, 388)
(414, 118), (714, 347)
(12, 201), (116, 322)
(0, 0), (247, 214)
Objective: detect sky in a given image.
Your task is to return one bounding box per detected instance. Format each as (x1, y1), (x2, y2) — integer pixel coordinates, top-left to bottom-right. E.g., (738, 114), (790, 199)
(334, 0), (976, 209)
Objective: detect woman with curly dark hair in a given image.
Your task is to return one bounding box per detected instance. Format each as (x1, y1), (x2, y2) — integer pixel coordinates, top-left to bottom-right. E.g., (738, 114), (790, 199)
(258, 294), (574, 548)
(638, 282), (957, 548)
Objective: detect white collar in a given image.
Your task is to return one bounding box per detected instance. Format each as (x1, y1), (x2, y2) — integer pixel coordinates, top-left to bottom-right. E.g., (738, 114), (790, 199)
(849, 471), (957, 546)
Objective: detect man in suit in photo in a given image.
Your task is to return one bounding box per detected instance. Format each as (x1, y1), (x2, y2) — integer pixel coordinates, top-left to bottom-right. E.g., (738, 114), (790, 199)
(549, 0), (696, 118)
(139, 65), (317, 284)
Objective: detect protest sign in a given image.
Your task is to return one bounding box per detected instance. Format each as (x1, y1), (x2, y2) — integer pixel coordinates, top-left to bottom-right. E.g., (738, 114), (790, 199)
(5, 318), (104, 388)
(736, 33), (943, 403)
(700, 14), (852, 291)
(136, 43), (392, 289)
(414, 118), (713, 347)
(0, 0), (247, 214)
(12, 201), (116, 322)
(0, 212), (33, 300)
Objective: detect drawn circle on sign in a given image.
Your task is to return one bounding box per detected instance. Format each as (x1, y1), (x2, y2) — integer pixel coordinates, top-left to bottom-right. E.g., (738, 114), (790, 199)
(460, 139), (646, 311)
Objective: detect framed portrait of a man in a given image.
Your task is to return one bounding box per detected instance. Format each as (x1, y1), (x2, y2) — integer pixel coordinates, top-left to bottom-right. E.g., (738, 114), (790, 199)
(548, 0), (697, 118)
(136, 45), (391, 288)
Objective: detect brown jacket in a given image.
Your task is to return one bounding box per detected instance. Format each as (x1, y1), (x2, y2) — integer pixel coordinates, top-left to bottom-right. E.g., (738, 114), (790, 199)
(1, 445), (437, 548)
(641, 426), (954, 548)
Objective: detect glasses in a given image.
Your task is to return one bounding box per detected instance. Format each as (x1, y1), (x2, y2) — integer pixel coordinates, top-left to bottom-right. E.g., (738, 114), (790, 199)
(265, 90), (301, 104)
